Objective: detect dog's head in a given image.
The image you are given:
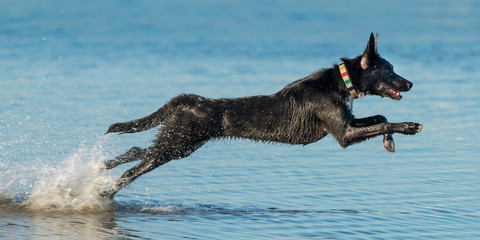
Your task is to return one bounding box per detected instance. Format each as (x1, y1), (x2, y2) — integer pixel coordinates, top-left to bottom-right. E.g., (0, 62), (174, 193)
(342, 33), (412, 100)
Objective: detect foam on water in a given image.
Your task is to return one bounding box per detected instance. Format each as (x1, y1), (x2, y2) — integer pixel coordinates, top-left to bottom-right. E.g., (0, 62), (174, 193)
(0, 139), (116, 212)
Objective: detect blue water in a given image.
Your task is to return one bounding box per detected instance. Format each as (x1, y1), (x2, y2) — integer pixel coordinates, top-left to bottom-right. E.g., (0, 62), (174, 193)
(1, 0), (480, 239)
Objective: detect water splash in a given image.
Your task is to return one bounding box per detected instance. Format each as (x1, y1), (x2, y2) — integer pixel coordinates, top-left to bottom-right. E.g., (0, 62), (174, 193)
(1, 139), (117, 212)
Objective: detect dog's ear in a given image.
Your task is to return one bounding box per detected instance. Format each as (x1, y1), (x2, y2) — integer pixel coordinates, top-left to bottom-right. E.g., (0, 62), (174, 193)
(361, 32), (378, 69)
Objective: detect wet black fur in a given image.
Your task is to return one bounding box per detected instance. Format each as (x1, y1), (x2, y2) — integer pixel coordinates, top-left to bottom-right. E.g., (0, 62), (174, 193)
(102, 33), (422, 199)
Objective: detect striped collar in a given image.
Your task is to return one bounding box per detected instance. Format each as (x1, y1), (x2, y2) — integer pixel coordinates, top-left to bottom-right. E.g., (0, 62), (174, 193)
(339, 63), (359, 99)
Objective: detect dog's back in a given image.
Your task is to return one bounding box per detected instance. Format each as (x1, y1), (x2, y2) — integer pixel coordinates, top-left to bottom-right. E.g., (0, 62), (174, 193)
(107, 67), (344, 145)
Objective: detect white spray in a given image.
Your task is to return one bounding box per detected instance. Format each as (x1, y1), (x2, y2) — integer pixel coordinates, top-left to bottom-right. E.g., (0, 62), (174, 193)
(22, 140), (116, 212)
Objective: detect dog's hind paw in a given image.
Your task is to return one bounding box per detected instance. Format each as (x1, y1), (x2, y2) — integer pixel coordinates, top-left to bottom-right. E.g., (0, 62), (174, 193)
(99, 190), (116, 201)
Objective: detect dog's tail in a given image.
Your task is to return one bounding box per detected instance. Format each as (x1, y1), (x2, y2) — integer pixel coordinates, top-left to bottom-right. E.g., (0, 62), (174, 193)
(105, 106), (168, 134)
(106, 94), (202, 134)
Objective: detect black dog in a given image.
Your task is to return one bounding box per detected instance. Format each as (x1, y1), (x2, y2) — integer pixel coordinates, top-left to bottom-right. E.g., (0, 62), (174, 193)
(102, 33), (422, 199)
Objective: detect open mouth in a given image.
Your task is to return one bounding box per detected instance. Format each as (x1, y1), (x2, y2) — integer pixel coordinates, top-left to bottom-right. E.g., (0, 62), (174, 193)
(383, 86), (402, 100)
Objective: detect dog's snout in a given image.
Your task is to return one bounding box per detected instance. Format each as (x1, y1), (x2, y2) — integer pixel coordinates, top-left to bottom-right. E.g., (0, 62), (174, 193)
(404, 79), (413, 90)
(396, 77), (412, 91)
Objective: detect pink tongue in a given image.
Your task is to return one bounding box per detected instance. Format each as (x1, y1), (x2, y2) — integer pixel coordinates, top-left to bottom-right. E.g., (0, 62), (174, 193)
(387, 88), (399, 96)
(384, 138), (395, 152)
(387, 88), (398, 96)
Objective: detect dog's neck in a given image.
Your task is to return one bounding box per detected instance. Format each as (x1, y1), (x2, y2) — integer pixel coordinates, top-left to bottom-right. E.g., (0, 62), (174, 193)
(338, 63), (359, 99)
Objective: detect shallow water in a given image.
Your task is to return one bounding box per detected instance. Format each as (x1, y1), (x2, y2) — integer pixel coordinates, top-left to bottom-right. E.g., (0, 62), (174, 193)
(1, 0), (480, 239)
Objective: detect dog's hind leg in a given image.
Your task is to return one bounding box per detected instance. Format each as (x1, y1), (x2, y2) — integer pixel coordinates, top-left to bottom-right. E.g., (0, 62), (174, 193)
(101, 116), (215, 199)
(102, 143), (205, 199)
(102, 148), (171, 198)
(104, 147), (148, 169)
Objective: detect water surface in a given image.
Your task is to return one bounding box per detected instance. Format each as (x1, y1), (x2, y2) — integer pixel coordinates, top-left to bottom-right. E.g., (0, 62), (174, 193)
(1, 0), (479, 239)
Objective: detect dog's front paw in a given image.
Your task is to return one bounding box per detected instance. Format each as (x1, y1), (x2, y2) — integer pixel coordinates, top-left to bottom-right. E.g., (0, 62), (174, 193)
(383, 134), (395, 152)
(397, 122), (423, 135)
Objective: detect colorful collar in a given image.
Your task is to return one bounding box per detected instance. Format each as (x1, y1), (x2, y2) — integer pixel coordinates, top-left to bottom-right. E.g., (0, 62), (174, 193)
(339, 63), (359, 99)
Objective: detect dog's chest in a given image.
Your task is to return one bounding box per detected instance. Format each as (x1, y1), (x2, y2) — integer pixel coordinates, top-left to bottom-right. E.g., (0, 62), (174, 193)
(346, 96), (355, 111)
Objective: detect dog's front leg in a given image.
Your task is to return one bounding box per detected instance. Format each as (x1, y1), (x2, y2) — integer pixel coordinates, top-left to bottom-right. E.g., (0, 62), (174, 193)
(336, 122), (422, 148)
(352, 115), (395, 152)
(352, 115), (387, 127)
